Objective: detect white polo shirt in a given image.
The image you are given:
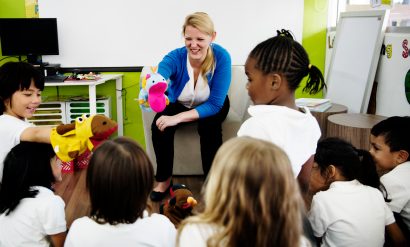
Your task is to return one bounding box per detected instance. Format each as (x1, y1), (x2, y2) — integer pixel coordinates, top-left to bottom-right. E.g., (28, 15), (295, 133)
(381, 161), (410, 231)
(0, 114), (33, 181)
(308, 180), (394, 247)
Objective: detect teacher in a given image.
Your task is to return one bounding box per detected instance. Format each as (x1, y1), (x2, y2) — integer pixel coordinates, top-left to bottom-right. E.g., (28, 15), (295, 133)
(150, 12), (231, 202)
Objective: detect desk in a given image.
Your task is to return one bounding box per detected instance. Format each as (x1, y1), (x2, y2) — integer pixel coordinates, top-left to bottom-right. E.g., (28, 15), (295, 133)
(310, 103), (348, 139)
(45, 74), (124, 136)
(327, 113), (387, 150)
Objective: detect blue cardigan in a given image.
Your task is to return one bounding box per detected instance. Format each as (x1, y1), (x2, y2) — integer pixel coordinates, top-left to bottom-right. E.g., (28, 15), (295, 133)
(158, 43), (231, 118)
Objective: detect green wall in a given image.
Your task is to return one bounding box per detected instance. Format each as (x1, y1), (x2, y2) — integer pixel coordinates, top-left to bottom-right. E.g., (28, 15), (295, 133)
(0, 0), (25, 17)
(298, 0), (328, 99)
(1, 0), (329, 146)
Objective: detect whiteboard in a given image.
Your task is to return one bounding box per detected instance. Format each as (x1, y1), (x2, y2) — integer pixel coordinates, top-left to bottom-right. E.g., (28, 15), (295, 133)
(325, 10), (389, 113)
(375, 30), (410, 116)
(38, 0), (304, 68)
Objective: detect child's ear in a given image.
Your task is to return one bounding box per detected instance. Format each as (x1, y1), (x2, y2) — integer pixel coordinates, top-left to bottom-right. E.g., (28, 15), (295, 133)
(396, 150), (409, 164)
(271, 73), (282, 90)
(324, 165), (337, 183)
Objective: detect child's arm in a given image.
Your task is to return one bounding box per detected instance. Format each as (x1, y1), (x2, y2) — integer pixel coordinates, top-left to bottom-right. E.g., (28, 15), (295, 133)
(49, 232), (66, 247)
(386, 223), (407, 247)
(20, 126), (52, 143)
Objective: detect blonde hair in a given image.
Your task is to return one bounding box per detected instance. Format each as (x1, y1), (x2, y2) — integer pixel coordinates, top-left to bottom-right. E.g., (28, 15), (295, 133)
(178, 137), (304, 247)
(182, 12), (215, 82)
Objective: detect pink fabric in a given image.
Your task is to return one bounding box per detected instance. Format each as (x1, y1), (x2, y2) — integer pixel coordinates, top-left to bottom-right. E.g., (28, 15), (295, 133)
(148, 82), (168, 112)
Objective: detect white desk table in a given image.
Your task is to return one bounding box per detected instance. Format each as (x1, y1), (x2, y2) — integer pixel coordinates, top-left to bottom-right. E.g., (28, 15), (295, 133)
(45, 74), (124, 136)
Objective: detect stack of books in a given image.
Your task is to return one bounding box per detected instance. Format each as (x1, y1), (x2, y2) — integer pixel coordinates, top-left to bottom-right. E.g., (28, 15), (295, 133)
(295, 98), (332, 112)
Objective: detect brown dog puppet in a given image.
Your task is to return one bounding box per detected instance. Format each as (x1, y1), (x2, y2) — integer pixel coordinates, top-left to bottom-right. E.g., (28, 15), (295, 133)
(50, 114), (118, 162)
(160, 184), (198, 228)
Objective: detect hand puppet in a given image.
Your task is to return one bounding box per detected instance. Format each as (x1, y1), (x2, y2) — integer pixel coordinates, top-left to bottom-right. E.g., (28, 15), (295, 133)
(160, 184), (198, 228)
(138, 72), (169, 112)
(50, 114), (118, 162)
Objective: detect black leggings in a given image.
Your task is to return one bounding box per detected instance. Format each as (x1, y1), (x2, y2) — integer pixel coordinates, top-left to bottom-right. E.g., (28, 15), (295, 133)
(151, 96), (230, 181)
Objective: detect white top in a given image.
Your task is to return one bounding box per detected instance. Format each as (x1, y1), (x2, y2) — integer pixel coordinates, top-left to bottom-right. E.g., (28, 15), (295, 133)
(237, 105), (321, 176)
(178, 222), (219, 247)
(0, 114), (33, 181)
(380, 161), (410, 231)
(178, 222), (311, 247)
(177, 56), (210, 108)
(0, 186), (67, 247)
(64, 211), (176, 247)
(308, 180), (395, 247)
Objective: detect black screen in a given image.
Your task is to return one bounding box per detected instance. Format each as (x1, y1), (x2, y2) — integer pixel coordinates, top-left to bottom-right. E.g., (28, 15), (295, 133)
(0, 18), (59, 57)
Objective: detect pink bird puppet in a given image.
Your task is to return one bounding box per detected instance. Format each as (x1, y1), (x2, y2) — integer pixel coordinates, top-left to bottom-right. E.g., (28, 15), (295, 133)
(138, 72), (169, 112)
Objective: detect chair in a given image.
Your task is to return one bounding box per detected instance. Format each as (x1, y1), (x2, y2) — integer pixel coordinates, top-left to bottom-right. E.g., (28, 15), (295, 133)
(141, 65), (251, 175)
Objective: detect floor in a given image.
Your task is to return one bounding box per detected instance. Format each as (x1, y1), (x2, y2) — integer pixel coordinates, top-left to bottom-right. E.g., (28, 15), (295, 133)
(54, 168), (206, 228)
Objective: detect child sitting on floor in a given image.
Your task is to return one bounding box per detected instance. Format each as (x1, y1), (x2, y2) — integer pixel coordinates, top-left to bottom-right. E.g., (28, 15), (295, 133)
(308, 137), (406, 246)
(178, 137), (309, 247)
(0, 142), (66, 247)
(65, 137), (176, 247)
(0, 61), (53, 182)
(370, 116), (410, 238)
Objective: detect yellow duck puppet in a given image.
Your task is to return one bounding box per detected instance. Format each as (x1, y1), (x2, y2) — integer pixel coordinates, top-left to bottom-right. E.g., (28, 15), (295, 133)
(160, 184), (198, 228)
(50, 114), (118, 171)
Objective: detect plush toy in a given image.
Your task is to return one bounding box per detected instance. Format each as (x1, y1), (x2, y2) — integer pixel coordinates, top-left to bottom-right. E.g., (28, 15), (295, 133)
(138, 70), (169, 112)
(50, 114), (118, 162)
(160, 184), (198, 228)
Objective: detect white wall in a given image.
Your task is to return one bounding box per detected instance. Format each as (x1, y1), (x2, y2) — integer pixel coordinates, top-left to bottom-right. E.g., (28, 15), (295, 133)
(39, 0), (304, 67)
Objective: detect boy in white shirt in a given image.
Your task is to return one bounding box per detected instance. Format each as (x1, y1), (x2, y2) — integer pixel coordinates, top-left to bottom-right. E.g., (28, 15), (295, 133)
(370, 116), (410, 239)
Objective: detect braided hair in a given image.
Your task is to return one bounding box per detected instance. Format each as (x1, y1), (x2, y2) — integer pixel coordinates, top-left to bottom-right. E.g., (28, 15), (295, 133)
(248, 29), (326, 94)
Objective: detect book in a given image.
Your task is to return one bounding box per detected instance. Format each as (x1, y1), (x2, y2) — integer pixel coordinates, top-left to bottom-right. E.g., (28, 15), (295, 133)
(307, 102), (332, 112)
(295, 98), (330, 107)
(296, 98), (332, 112)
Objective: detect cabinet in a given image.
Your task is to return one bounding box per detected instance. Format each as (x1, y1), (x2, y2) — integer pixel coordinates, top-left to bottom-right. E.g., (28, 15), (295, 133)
(44, 74), (123, 136)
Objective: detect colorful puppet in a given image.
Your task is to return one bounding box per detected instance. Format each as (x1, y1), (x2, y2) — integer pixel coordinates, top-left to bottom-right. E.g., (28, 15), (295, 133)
(138, 70), (169, 112)
(50, 114), (118, 163)
(160, 184), (198, 228)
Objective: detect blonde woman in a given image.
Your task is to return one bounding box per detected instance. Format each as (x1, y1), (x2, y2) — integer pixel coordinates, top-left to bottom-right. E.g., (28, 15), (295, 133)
(177, 137), (308, 247)
(150, 12), (231, 201)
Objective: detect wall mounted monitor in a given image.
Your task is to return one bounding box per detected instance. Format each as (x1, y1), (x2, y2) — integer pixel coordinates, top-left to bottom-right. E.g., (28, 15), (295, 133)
(0, 18), (59, 64)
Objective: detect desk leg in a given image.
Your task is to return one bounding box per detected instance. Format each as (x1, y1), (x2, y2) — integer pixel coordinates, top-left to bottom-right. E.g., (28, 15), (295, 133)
(116, 77), (124, 136)
(89, 85), (97, 115)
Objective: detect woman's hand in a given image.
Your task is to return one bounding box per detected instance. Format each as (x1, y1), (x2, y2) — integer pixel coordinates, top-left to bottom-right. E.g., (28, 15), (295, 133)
(156, 109), (200, 131)
(156, 115), (181, 131)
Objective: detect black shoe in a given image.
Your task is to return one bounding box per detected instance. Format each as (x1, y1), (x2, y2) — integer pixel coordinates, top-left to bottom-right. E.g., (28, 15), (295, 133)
(150, 180), (172, 202)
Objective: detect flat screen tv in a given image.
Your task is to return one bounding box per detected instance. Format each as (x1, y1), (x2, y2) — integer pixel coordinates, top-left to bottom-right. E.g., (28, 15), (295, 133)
(0, 18), (59, 64)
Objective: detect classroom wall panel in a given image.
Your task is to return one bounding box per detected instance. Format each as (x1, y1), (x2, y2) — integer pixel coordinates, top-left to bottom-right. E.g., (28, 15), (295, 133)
(38, 0), (304, 67)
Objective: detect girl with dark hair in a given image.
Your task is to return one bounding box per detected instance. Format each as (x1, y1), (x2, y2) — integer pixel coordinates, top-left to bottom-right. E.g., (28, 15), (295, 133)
(237, 29), (326, 193)
(308, 137), (406, 246)
(65, 137), (176, 247)
(0, 142), (66, 247)
(0, 61), (53, 182)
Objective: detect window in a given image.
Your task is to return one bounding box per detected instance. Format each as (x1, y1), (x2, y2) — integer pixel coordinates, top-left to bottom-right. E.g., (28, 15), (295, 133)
(328, 0), (410, 28)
